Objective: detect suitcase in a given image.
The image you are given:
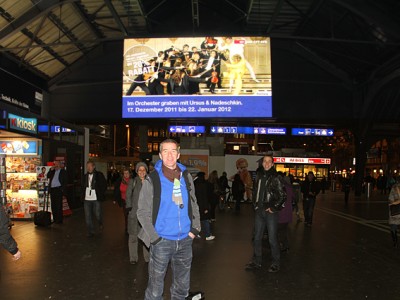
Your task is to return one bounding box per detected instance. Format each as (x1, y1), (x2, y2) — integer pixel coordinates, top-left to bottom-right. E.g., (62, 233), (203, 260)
(34, 211), (52, 226)
(34, 189), (52, 227)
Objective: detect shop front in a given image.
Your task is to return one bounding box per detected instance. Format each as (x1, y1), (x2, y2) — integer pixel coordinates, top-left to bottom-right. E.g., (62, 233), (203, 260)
(0, 113), (44, 219)
(274, 157), (331, 179)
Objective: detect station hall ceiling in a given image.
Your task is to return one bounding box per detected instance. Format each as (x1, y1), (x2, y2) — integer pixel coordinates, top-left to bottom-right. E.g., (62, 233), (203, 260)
(0, 0), (399, 87)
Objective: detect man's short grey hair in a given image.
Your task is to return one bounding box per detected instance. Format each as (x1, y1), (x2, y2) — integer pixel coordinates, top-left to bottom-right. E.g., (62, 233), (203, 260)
(159, 139), (180, 153)
(86, 160), (95, 167)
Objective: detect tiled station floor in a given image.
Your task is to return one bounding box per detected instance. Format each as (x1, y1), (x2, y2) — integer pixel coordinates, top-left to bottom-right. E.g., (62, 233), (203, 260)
(1, 189), (399, 300)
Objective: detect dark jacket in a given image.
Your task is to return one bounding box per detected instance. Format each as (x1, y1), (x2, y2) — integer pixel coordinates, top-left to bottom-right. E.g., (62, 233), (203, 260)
(194, 176), (212, 221)
(252, 167), (286, 212)
(47, 168), (68, 194)
(232, 176), (245, 200)
(301, 178), (321, 198)
(219, 175), (229, 191)
(82, 170), (107, 201)
(278, 180), (294, 224)
(0, 206), (18, 255)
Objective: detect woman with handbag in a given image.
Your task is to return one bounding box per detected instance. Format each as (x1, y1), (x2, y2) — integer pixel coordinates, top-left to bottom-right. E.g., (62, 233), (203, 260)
(388, 180), (400, 248)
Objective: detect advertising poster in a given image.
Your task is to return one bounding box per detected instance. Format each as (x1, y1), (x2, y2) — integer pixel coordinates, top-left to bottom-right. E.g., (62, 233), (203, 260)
(179, 149), (209, 177)
(0, 140), (37, 155)
(122, 36), (272, 118)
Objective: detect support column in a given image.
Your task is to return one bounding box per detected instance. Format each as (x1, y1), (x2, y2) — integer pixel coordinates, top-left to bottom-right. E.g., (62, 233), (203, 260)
(84, 127), (89, 173)
(139, 125), (148, 160)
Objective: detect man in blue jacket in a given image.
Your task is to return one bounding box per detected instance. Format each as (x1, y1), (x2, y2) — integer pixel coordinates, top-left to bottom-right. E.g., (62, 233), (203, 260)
(137, 139), (201, 300)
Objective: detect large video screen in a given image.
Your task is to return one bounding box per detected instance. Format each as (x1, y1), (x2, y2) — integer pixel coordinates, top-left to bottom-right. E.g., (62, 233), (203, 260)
(122, 37), (272, 118)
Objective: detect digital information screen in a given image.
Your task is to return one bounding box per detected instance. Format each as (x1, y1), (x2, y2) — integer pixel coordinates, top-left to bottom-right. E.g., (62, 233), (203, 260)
(291, 128), (334, 136)
(210, 126), (286, 134)
(122, 37), (272, 118)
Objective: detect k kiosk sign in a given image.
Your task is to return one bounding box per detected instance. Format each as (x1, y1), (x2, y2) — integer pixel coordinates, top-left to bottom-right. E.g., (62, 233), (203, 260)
(8, 113), (37, 134)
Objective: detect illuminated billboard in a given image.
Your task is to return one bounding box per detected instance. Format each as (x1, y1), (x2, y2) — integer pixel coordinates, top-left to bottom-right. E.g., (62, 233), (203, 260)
(122, 37), (272, 118)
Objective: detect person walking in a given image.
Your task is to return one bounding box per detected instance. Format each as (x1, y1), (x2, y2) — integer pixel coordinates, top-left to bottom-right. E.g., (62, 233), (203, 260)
(219, 171), (230, 208)
(321, 176), (327, 194)
(245, 155), (286, 273)
(278, 175), (294, 253)
(126, 162), (150, 264)
(0, 206), (21, 260)
(301, 171), (320, 227)
(113, 168), (131, 232)
(194, 172), (215, 241)
(47, 161), (67, 224)
(82, 161), (107, 237)
(232, 173), (245, 211)
(137, 139), (201, 300)
(291, 177), (302, 222)
(342, 177), (351, 205)
(208, 170), (220, 220)
(388, 180), (400, 248)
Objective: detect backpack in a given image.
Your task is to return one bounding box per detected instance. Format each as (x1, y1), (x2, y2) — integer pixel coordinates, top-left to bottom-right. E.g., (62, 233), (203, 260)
(148, 169), (196, 225)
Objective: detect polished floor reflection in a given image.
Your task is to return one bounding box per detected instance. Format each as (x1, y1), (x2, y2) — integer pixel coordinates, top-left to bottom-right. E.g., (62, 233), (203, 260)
(1, 190), (399, 299)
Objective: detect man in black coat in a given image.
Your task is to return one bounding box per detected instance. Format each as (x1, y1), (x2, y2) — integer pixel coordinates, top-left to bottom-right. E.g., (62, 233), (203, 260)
(301, 171), (321, 226)
(194, 172), (215, 241)
(245, 155), (286, 273)
(82, 161), (107, 237)
(47, 161), (68, 224)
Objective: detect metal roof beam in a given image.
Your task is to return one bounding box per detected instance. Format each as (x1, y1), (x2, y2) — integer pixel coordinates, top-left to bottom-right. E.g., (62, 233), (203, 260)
(0, 0), (77, 43)
(245, 0), (254, 24)
(192, 0), (199, 28)
(267, 0), (284, 34)
(104, 0), (128, 36)
(20, 15), (48, 64)
(47, 11), (87, 53)
(145, 0), (167, 17)
(332, 0), (400, 40)
(224, 0), (247, 16)
(72, 2), (104, 39)
(292, 42), (353, 90)
(20, 27), (70, 67)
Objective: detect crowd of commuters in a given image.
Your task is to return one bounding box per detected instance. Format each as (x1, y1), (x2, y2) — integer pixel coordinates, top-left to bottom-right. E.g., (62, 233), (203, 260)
(4, 138), (400, 299)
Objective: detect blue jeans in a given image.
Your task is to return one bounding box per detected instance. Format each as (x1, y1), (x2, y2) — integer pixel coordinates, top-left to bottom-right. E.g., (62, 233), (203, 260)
(145, 236), (193, 300)
(201, 220), (211, 237)
(253, 209), (280, 266)
(84, 200), (102, 234)
(303, 196), (316, 224)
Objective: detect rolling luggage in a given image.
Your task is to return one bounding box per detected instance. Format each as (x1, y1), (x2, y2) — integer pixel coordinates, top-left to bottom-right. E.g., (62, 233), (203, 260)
(34, 189), (52, 227)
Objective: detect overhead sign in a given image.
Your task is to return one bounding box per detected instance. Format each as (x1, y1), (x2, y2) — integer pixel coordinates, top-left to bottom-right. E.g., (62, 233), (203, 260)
(169, 126), (205, 133)
(0, 69), (42, 113)
(8, 113), (37, 134)
(274, 157), (331, 164)
(38, 125), (75, 133)
(291, 128), (334, 136)
(254, 127), (286, 135)
(209, 126), (286, 135)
